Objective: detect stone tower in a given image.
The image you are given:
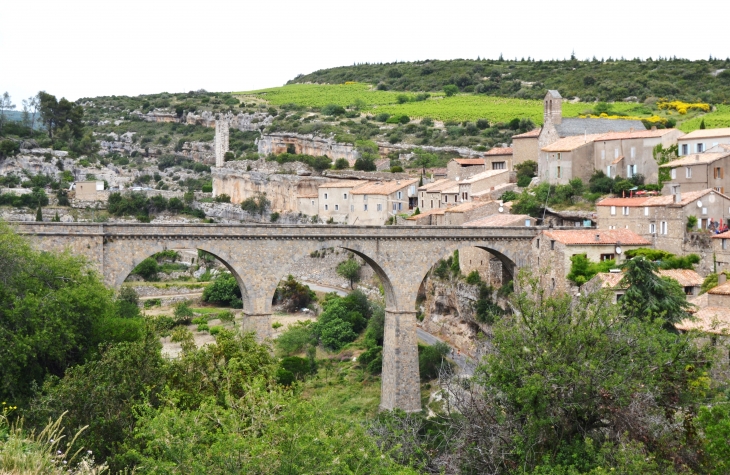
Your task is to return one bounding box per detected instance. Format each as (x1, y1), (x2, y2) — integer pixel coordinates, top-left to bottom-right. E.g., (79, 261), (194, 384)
(544, 90), (562, 125)
(215, 117), (230, 167)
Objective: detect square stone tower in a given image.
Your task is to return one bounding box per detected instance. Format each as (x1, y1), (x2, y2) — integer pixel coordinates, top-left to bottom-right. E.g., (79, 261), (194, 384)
(215, 118), (230, 167)
(544, 90), (562, 126)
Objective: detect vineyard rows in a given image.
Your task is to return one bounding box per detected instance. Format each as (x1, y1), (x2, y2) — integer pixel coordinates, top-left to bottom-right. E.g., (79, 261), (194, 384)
(238, 83), (725, 128)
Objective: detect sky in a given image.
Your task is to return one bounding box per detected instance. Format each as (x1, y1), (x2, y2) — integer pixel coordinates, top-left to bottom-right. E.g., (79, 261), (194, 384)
(2, 0), (729, 106)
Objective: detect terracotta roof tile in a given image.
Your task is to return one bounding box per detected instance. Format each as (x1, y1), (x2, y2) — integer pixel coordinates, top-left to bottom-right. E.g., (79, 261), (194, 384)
(678, 127), (730, 140)
(676, 307), (730, 334)
(463, 214), (533, 227)
(512, 128), (541, 138)
(405, 208), (445, 220)
(658, 269), (703, 287)
(708, 281), (730, 295)
(660, 151), (730, 167)
(541, 229), (650, 245)
(541, 134), (604, 152)
(596, 129), (682, 141)
(453, 158), (485, 166)
(419, 179), (458, 192)
(444, 200), (494, 213)
(484, 147), (513, 156)
(597, 189), (729, 207)
(350, 178), (418, 196)
(319, 180), (364, 189)
(461, 169), (510, 184)
(591, 272), (627, 289)
(418, 178), (452, 191)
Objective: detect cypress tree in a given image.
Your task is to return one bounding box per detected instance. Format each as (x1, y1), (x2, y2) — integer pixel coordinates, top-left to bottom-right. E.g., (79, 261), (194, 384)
(35, 206), (43, 222)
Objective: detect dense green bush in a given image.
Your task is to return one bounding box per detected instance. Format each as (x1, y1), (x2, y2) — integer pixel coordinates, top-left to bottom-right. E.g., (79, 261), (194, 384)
(240, 192), (270, 215)
(274, 275), (315, 312)
(418, 342), (450, 380)
(201, 272), (242, 307)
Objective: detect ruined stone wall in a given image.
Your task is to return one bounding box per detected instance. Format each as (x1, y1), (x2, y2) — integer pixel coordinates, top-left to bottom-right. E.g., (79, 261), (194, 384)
(212, 163), (334, 212)
(258, 133), (359, 161)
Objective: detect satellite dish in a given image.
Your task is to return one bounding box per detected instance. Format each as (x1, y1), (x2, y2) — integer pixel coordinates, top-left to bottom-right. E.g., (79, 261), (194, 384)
(615, 246), (622, 255)
(697, 201), (703, 208)
(498, 206), (504, 213)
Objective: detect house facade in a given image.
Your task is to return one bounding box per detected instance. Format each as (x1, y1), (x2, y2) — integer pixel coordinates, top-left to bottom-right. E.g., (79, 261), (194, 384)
(539, 134), (602, 184)
(594, 128), (684, 183)
(596, 189), (730, 274)
(531, 228), (650, 293)
(713, 230), (730, 273)
(457, 169), (511, 202)
(483, 147), (513, 171)
(511, 128), (541, 167)
(660, 148), (730, 194)
(677, 127), (730, 156)
(418, 179), (458, 211)
(349, 179), (418, 225)
(317, 181), (363, 224)
(446, 158), (485, 180)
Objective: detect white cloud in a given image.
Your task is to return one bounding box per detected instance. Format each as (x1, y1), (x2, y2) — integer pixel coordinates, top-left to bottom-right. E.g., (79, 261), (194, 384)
(1, 0), (726, 105)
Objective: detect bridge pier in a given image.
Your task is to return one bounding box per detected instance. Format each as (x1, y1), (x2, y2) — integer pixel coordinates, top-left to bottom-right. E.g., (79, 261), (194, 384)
(242, 312), (273, 341)
(380, 309), (421, 412)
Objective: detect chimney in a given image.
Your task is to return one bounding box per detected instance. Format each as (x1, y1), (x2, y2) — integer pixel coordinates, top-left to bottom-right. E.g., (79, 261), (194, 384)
(720, 274), (728, 285)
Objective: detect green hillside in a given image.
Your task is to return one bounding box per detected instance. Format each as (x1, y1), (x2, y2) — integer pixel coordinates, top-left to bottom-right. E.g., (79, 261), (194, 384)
(288, 57), (730, 103)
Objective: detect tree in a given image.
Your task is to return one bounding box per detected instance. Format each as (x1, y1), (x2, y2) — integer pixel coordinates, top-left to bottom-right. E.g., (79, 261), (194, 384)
(443, 85), (458, 97)
(619, 256), (692, 325)
(0, 92), (15, 134)
(336, 257), (361, 288)
(35, 206), (42, 221)
(440, 270), (710, 473)
(22, 94), (39, 133)
(334, 158), (349, 169)
(354, 139), (379, 171)
(132, 257), (160, 280)
(201, 272), (242, 307)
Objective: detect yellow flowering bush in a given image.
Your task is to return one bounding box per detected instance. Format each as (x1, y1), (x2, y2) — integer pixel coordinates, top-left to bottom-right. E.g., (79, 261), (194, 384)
(578, 114), (668, 124)
(657, 100), (710, 115)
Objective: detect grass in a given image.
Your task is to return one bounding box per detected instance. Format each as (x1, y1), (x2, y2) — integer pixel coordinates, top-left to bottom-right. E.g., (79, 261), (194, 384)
(679, 104), (730, 132)
(237, 83), (667, 125)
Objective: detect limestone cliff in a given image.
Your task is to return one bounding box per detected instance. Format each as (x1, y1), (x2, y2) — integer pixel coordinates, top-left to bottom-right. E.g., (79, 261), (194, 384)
(212, 160), (333, 212)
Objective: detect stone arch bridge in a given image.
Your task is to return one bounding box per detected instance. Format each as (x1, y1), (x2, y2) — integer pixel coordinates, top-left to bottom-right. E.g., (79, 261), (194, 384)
(14, 223), (538, 412)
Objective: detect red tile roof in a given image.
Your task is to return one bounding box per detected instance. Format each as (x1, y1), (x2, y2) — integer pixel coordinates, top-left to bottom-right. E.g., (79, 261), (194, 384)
(597, 189), (729, 208)
(512, 128), (541, 138)
(591, 272), (627, 289)
(676, 307), (730, 334)
(658, 269), (703, 287)
(541, 229), (650, 245)
(485, 147), (513, 156)
(463, 213), (533, 227)
(453, 158), (485, 166)
(596, 129), (682, 141)
(708, 281), (730, 295)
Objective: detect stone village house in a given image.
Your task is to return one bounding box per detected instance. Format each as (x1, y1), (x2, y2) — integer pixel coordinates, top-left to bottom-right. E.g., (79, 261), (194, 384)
(348, 179), (419, 225)
(531, 228), (650, 293)
(677, 127), (730, 156)
(511, 128), (541, 168)
(660, 145), (730, 195)
(446, 158), (485, 180)
(585, 268), (703, 304)
(483, 147), (513, 171)
(596, 188), (730, 275)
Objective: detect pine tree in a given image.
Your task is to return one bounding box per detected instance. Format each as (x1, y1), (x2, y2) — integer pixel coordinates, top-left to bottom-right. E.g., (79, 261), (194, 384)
(700, 118), (706, 129)
(35, 206), (43, 222)
(52, 211), (61, 222)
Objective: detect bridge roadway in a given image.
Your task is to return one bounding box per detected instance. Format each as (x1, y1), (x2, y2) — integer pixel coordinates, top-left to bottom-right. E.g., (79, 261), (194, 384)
(14, 222), (539, 412)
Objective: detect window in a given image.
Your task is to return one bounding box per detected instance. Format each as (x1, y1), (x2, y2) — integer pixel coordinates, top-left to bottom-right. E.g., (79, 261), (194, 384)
(343, 193), (347, 199)
(627, 165), (633, 178)
(600, 253), (615, 261)
(714, 167), (724, 179)
(556, 166), (562, 178)
(681, 144), (689, 155)
(601, 149), (605, 160)
(492, 161), (506, 170)
(334, 204), (339, 211)
(525, 219), (531, 226)
(614, 148), (619, 159)
(311, 200), (314, 205)
(409, 185), (415, 195)
(702, 207), (707, 215)
(364, 204), (368, 211)
(393, 203), (397, 211)
(650, 223), (656, 233)
(363, 195), (367, 201)
(610, 206), (616, 215)
(324, 204), (328, 210)
(661, 221), (668, 235)
(421, 199), (424, 208)
(723, 239), (728, 250)
(430, 200), (433, 208)
(324, 193), (328, 200)
(350, 205), (354, 211)
(697, 143), (705, 153)
(557, 153), (562, 160)
(622, 206), (629, 216)
(630, 147), (635, 158)
(398, 202), (402, 211)
(644, 206), (649, 216)
(444, 195), (448, 203)
(377, 203), (382, 211)
(671, 168), (676, 180)
(397, 191), (402, 199)
(536, 239), (540, 249)
(714, 186), (725, 193)
(686, 167), (692, 178)
(550, 240), (555, 250)
(606, 166), (612, 178)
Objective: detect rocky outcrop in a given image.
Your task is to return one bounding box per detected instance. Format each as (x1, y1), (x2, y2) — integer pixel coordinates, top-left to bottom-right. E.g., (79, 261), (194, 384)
(258, 132), (359, 161)
(419, 278), (495, 358)
(185, 111), (274, 131)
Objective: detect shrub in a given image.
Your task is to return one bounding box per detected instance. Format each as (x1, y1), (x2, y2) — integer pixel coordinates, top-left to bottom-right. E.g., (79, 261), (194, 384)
(132, 257), (159, 280)
(202, 272), (242, 307)
(465, 270), (482, 285)
(270, 211), (280, 222)
(214, 193), (231, 203)
(321, 104), (345, 116)
(443, 84), (459, 97)
(241, 193), (269, 215)
(418, 342), (449, 380)
(500, 190), (519, 202)
(334, 158), (349, 169)
(274, 275), (315, 312)
(173, 301), (194, 325)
